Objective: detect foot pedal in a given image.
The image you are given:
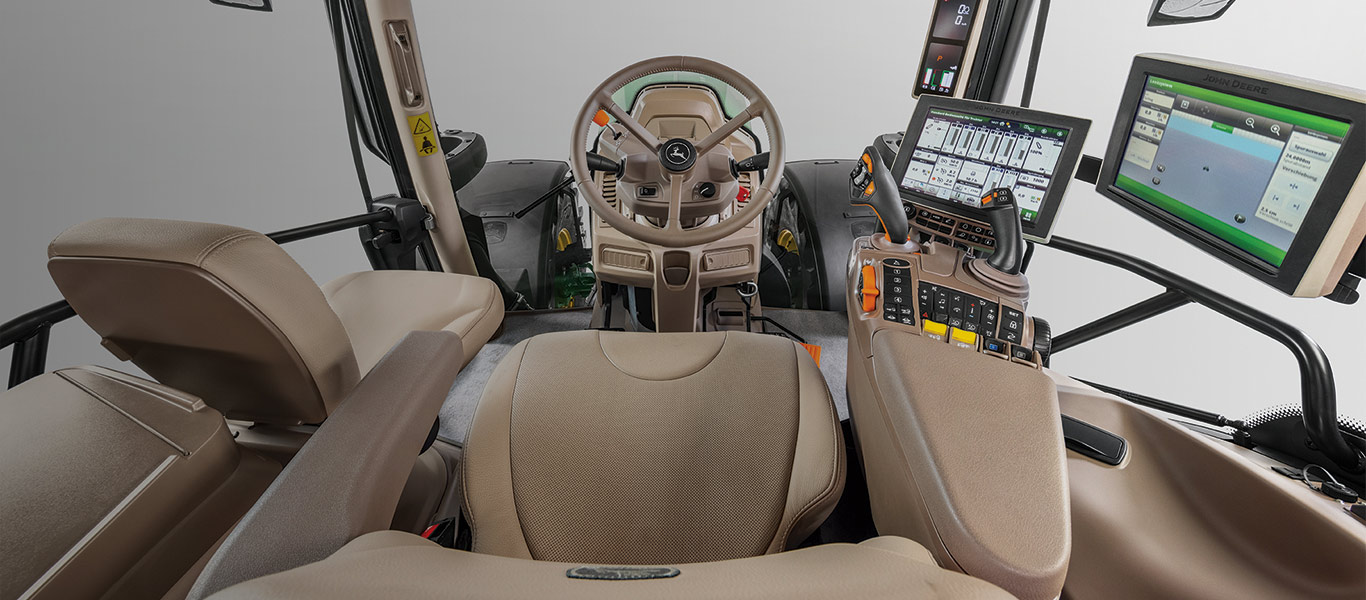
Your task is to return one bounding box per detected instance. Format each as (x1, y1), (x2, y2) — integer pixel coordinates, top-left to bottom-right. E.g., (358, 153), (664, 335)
(799, 342), (822, 367)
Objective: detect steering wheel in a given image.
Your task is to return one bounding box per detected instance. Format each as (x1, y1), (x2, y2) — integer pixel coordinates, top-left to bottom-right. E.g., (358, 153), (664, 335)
(570, 56), (786, 248)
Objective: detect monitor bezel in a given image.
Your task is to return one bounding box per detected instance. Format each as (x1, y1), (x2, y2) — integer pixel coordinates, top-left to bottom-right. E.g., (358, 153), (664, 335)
(889, 96), (1092, 242)
(1097, 54), (1366, 296)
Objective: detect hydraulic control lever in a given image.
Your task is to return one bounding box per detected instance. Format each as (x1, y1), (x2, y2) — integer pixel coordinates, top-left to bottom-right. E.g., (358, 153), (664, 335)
(966, 187), (1030, 301)
(979, 187), (1025, 275)
(850, 146), (910, 244)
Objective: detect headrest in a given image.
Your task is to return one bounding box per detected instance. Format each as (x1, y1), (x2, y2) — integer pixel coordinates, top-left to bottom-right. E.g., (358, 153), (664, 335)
(48, 218), (360, 424)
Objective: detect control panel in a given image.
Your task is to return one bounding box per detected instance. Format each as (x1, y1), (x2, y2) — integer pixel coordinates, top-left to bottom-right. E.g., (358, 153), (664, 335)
(850, 243), (1040, 369)
(908, 205), (997, 252)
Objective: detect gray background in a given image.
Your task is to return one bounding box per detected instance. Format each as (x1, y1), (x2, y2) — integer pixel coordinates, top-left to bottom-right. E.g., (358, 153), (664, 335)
(1, 0), (1362, 420)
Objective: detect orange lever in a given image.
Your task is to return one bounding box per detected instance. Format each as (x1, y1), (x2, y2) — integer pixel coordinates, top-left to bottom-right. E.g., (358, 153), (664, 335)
(860, 265), (879, 312)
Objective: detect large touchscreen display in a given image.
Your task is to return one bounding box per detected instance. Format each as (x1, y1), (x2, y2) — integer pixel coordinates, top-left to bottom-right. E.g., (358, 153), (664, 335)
(898, 108), (1070, 223)
(1115, 76), (1349, 267)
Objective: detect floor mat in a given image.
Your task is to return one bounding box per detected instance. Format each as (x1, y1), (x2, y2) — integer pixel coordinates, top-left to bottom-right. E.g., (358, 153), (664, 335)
(438, 308), (851, 443)
(759, 308), (851, 420)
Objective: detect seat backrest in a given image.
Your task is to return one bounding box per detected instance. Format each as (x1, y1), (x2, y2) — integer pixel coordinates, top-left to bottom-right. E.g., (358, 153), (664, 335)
(462, 330), (845, 565)
(48, 217), (360, 424)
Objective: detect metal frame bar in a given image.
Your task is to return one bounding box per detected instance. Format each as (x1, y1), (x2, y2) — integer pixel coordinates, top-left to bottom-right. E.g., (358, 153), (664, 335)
(1043, 235), (1362, 474)
(1051, 289), (1192, 353)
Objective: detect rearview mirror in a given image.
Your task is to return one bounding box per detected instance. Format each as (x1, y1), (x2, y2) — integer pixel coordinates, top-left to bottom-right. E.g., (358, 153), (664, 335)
(1147, 0), (1236, 26)
(208, 0), (272, 12)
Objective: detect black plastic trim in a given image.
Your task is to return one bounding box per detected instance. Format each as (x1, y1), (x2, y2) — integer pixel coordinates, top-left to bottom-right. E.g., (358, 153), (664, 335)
(1061, 414), (1127, 466)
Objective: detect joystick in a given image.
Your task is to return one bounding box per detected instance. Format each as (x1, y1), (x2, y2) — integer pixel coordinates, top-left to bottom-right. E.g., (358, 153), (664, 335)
(850, 147), (911, 246)
(966, 187), (1030, 301)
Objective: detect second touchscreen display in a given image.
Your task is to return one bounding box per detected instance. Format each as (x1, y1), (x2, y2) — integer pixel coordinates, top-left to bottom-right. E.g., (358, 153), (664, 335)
(898, 108), (1071, 223)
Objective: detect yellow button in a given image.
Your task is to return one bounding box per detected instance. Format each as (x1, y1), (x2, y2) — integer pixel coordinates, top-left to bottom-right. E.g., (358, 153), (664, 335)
(923, 320), (948, 337)
(950, 328), (978, 346)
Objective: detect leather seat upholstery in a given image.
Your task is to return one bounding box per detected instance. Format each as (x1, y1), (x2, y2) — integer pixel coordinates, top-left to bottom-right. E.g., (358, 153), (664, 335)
(207, 531), (1013, 599)
(322, 270), (501, 371)
(462, 330), (845, 564)
(47, 217), (503, 424)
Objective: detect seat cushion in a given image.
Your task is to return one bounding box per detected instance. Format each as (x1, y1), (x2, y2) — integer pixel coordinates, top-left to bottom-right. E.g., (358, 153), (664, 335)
(462, 330), (845, 565)
(0, 366), (277, 600)
(208, 531), (1011, 599)
(322, 270), (504, 372)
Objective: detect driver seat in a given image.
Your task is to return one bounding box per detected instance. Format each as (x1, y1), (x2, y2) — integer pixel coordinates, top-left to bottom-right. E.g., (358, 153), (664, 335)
(461, 329), (845, 563)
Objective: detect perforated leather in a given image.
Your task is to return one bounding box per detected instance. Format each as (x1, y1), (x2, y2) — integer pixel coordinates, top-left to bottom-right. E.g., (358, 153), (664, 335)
(462, 330), (845, 564)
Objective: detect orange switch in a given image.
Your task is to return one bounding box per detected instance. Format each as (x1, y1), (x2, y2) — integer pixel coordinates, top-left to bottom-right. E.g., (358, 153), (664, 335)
(860, 264), (879, 312)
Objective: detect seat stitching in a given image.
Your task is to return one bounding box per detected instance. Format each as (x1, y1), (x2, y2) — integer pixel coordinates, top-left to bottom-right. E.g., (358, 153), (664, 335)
(776, 342), (843, 550)
(194, 231), (260, 267)
(507, 336), (537, 558)
(596, 330), (729, 381)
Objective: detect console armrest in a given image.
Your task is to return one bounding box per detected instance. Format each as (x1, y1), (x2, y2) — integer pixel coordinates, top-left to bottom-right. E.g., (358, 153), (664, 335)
(188, 331), (463, 600)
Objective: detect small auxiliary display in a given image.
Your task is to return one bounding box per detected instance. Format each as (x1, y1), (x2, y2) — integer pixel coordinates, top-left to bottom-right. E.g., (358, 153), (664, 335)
(889, 97), (1091, 242)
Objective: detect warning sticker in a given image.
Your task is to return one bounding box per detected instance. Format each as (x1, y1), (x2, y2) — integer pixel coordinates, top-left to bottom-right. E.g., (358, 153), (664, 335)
(407, 112), (438, 157)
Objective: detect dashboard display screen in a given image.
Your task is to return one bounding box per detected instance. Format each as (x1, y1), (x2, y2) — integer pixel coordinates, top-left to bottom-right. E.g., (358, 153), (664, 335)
(915, 0), (978, 96)
(1115, 76), (1350, 267)
(930, 0), (977, 40)
(899, 108), (1070, 223)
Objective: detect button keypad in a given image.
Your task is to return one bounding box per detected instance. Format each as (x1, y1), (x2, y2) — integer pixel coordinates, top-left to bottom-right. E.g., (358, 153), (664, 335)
(881, 262), (915, 327)
(919, 282), (1000, 338)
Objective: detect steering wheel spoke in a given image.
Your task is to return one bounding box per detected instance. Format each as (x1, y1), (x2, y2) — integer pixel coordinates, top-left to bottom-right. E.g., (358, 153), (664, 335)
(596, 92), (662, 151)
(695, 98), (767, 155)
(665, 174), (685, 232)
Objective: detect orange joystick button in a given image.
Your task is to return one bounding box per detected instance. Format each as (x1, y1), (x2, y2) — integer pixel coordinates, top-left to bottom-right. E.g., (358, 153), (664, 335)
(592, 109), (611, 127)
(860, 264), (880, 312)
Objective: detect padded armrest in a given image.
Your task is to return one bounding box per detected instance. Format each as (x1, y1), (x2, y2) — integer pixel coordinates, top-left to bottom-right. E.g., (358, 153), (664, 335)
(188, 330), (464, 600)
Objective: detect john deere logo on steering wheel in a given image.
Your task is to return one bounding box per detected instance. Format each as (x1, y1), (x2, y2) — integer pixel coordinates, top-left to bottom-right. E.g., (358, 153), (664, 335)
(660, 138), (697, 172)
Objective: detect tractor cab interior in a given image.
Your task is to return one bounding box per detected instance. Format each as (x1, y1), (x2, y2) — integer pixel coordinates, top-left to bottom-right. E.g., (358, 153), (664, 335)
(2, 1), (1364, 599)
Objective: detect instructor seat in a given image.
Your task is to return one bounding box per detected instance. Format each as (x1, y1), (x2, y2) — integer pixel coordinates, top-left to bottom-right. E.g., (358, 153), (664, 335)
(462, 330), (845, 563)
(47, 217), (503, 425)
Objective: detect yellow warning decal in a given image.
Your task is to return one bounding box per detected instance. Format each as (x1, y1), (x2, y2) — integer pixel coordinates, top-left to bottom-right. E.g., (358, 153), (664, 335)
(407, 112), (438, 157)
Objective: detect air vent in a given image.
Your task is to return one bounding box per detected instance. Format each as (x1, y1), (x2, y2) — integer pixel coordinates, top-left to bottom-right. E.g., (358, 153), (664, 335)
(602, 172), (618, 209)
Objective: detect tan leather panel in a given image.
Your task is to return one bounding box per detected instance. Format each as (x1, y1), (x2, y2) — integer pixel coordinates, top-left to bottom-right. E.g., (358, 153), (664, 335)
(1052, 373), (1366, 600)
(321, 270), (503, 371)
(48, 218), (359, 424)
(463, 331), (843, 565)
(861, 330), (1069, 600)
(767, 343), (846, 553)
(208, 531), (1013, 600)
(0, 367), (262, 600)
(596, 330), (726, 379)
(462, 341), (535, 559)
(508, 331), (797, 564)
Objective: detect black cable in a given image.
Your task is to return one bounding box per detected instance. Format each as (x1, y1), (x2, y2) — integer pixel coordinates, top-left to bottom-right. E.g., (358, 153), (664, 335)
(326, 0), (374, 207)
(1018, 0), (1050, 109)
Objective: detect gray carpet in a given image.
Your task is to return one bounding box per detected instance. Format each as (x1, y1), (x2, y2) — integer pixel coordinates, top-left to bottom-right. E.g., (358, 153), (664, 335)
(438, 307), (850, 443)
(439, 309), (593, 442)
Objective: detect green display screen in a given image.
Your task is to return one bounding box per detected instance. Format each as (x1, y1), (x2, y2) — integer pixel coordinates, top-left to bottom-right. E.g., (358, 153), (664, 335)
(1115, 76), (1350, 268)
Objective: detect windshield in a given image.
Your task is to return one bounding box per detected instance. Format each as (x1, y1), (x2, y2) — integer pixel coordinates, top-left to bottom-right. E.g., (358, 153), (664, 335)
(611, 72), (751, 118)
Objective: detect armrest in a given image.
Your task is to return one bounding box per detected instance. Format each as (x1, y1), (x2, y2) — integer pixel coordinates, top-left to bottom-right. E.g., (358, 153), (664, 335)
(188, 330), (463, 600)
